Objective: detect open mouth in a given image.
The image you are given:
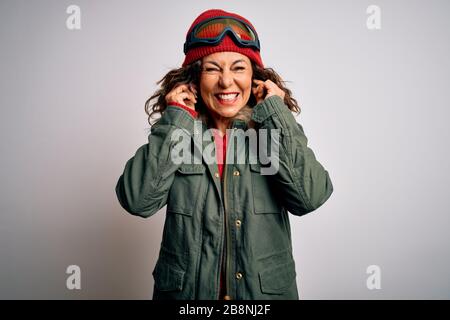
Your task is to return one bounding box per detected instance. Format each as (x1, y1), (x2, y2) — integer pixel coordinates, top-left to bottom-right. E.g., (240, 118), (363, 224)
(214, 93), (239, 105)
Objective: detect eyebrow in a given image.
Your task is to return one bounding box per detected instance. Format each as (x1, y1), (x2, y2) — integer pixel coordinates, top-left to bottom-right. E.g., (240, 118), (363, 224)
(204, 59), (247, 67)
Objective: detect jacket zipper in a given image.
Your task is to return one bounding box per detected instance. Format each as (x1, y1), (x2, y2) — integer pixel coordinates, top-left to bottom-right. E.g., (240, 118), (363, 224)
(216, 128), (234, 300)
(223, 157), (231, 299)
(215, 132), (230, 300)
(217, 204), (225, 300)
(223, 128), (235, 300)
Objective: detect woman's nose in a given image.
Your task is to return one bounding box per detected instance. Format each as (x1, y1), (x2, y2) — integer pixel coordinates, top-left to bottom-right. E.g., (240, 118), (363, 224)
(218, 70), (233, 88)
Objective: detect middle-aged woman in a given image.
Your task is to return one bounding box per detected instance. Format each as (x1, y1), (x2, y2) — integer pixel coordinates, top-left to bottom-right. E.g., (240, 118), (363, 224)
(115, 9), (333, 300)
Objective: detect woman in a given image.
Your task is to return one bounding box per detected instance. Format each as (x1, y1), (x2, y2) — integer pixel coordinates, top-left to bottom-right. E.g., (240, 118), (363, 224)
(115, 9), (333, 300)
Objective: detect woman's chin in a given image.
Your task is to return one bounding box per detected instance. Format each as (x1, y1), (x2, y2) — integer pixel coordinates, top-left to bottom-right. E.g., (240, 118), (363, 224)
(219, 111), (239, 118)
(215, 106), (244, 118)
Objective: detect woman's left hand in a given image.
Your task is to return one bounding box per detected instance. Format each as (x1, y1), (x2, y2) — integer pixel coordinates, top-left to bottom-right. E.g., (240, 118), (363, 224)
(252, 79), (285, 105)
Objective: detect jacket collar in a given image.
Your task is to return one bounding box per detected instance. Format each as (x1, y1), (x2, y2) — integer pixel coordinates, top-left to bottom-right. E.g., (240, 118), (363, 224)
(199, 104), (255, 133)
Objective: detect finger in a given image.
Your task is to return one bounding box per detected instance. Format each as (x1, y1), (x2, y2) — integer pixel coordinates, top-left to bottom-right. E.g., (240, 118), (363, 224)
(263, 80), (275, 91)
(259, 83), (267, 92)
(177, 92), (190, 103)
(178, 83), (197, 101)
(189, 91), (197, 100)
(253, 79), (264, 87)
(256, 89), (264, 100)
(171, 84), (187, 94)
(181, 92), (197, 104)
(253, 84), (264, 95)
(252, 86), (262, 97)
(165, 92), (176, 103)
(259, 85), (266, 95)
(264, 81), (281, 96)
(174, 84), (189, 94)
(175, 86), (194, 100)
(188, 83), (198, 95)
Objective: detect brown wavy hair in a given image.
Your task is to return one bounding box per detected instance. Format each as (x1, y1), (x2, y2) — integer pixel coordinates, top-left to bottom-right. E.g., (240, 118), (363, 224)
(145, 60), (300, 126)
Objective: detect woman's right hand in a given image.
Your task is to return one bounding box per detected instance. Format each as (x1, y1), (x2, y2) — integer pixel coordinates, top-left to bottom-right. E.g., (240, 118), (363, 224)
(165, 83), (198, 110)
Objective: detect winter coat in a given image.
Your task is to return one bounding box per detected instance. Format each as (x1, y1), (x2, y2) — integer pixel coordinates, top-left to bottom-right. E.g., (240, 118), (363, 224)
(115, 95), (333, 300)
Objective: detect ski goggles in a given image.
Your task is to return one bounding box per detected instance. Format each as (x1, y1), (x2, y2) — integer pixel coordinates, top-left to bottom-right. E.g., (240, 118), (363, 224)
(183, 16), (261, 54)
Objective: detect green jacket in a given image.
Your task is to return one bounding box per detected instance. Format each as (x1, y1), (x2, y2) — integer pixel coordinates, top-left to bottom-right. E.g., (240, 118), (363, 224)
(115, 95), (333, 300)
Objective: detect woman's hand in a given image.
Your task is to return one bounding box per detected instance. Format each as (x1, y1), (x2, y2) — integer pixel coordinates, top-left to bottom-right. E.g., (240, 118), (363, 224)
(252, 79), (285, 105)
(165, 83), (198, 110)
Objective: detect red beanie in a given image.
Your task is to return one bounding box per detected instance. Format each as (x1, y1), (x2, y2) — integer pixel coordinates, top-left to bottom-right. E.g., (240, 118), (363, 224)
(182, 9), (264, 68)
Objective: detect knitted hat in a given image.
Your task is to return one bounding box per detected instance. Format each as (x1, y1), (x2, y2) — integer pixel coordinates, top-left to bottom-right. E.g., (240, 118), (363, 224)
(182, 9), (264, 68)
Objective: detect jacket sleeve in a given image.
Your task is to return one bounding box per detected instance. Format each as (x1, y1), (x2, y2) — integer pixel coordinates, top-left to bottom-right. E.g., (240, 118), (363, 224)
(251, 95), (333, 216)
(115, 106), (197, 218)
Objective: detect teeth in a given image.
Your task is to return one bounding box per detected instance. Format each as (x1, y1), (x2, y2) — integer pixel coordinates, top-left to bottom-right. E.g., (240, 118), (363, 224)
(217, 93), (238, 100)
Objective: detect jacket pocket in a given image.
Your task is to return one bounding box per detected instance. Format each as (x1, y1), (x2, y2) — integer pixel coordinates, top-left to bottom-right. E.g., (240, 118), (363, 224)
(152, 246), (186, 292)
(250, 162), (282, 214)
(152, 261), (185, 292)
(167, 164), (206, 216)
(259, 260), (296, 295)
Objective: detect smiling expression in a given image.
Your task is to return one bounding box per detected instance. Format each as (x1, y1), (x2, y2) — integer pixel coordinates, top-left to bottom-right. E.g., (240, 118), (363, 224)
(200, 52), (253, 122)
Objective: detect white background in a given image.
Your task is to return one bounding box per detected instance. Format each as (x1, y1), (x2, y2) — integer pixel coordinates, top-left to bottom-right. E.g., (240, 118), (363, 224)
(1, 0), (449, 299)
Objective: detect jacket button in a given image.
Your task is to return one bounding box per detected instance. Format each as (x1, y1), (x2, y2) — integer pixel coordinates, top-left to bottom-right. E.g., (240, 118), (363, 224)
(214, 172), (220, 178)
(235, 219), (242, 227)
(233, 170), (240, 176)
(236, 272), (243, 280)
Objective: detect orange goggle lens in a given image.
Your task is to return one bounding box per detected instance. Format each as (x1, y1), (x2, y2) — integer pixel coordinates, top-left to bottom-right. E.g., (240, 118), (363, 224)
(194, 18), (256, 42)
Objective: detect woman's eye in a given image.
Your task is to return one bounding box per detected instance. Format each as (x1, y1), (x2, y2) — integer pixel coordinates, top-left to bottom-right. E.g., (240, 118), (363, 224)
(204, 67), (245, 72)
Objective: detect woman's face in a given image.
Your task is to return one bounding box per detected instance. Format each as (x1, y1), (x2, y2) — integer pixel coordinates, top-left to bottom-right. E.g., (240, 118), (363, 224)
(200, 52), (253, 121)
